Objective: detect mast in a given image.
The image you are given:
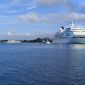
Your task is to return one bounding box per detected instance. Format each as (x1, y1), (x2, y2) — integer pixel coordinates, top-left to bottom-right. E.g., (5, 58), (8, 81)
(69, 21), (75, 29)
(71, 21), (74, 27)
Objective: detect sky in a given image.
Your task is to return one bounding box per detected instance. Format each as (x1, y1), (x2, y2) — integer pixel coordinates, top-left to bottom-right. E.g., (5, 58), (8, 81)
(0, 0), (85, 39)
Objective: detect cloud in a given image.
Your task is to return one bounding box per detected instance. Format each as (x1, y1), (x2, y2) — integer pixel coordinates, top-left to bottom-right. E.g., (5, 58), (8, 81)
(17, 11), (85, 24)
(27, 5), (37, 10)
(13, 0), (85, 25)
(10, 0), (81, 14)
(54, 12), (85, 24)
(38, 0), (73, 8)
(77, 3), (85, 14)
(65, 1), (78, 12)
(11, 0), (22, 4)
(17, 12), (55, 23)
(35, 0), (78, 13)
(35, 0), (62, 6)
(17, 12), (62, 24)
(0, 0), (35, 11)
(65, 12), (85, 21)
(18, 12), (40, 23)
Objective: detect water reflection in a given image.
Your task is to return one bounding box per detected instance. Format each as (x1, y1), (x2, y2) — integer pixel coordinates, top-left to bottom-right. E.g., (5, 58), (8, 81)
(53, 44), (85, 85)
(70, 44), (85, 49)
(55, 44), (85, 49)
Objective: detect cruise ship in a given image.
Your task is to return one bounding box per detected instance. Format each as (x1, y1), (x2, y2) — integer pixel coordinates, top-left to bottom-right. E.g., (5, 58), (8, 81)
(53, 23), (85, 43)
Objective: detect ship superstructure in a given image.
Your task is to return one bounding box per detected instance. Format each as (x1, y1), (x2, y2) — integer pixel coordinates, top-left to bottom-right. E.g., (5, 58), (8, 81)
(53, 23), (85, 43)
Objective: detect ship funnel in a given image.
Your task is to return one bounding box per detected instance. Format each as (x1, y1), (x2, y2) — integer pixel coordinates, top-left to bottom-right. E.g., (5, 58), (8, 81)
(60, 26), (64, 32)
(61, 26), (64, 29)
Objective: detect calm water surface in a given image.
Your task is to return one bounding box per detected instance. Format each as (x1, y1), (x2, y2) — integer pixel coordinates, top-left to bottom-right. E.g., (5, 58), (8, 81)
(0, 43), (85, 85)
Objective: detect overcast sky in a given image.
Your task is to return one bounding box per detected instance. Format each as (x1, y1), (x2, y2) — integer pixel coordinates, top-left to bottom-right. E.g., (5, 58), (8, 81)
(0, 0), (85, 38)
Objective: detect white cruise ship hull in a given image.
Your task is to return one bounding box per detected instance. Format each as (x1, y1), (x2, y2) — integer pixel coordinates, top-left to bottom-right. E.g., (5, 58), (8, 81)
(53, 38), (85, 44)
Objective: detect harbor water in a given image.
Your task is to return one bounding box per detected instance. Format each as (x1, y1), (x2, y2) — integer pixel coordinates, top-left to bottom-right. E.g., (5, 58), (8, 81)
(0, 43), (85, 85)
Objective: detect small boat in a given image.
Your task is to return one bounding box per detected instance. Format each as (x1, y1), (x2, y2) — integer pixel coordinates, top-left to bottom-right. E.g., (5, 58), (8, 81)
(45, 40), (51, 44)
